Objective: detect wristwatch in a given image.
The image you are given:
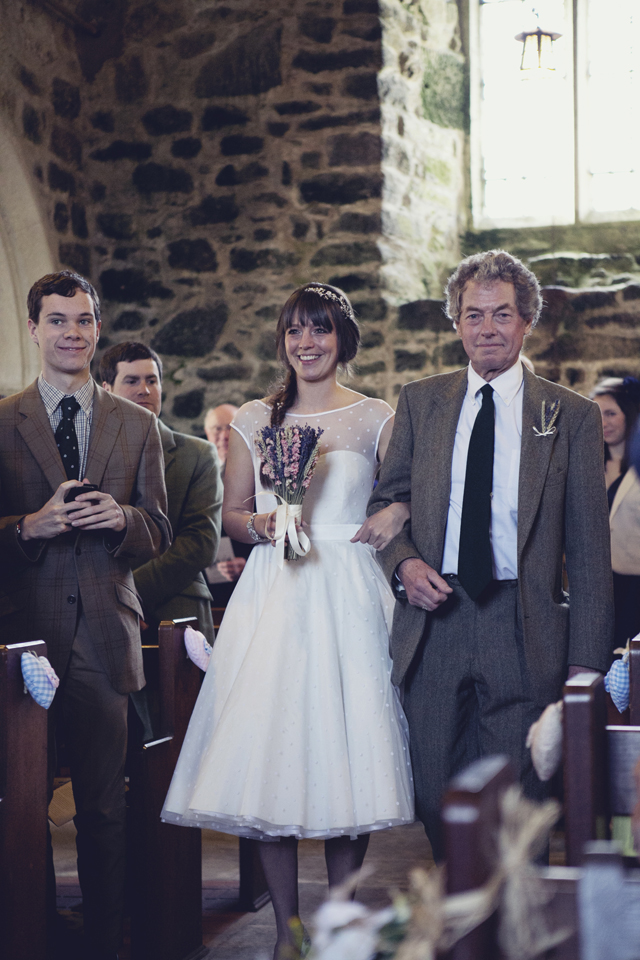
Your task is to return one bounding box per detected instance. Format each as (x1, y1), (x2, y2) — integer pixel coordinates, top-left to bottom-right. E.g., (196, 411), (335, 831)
(247, 512), (269, 543)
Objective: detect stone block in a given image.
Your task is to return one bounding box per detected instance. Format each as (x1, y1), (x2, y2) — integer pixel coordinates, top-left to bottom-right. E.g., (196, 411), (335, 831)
(342, 17), (381, 41)
(195, 23), (282, 97)
(274, 101), (321, 115)
(291, 217), (310, 239)
(90, 182), (106, 202)
(394, 349), (427, 372)
(299, 17), (335, 43)
(115, 55), (148, 103)
(584, 312), (640, 329)
(397, 300), (449, 331)
(113, 310), (145, 331)
(356, 360), (386, 375)
(17, 65), (40, 95)
(342, 72), (378, 100)
(292, 48), (380, 74)
(282, 162), (292, 186)
(533, 333), (582, 362)
(230, 248), (301, 273)
(125, 2), (186, 39)
(254, 228), (275, 242)
(142, 105), (192, 135)
(50, 127), (82, 168)
(328, 272), (377, 291)
(571, 290), (617, 312)
(201, 105), (249, 130)
(220, 134), (264, 155)
(216, 163), (268, 185)
(97, 213), (135, 240)
(53, 202), (69, 233)
(151, 304), (229, 355)
(91, 111), (114, 132)
(252, 192), (288, 207)
(71, 203), (88, 239)
(22, 105), (41, 144)
(298, 108), (380, 130)
(59, 243), (90, 276)
(255, 305), (280, 320)
(328, 132), (381, 166)
(48, 163), (75, 195)
(187, 195), (239, 224)
(268, 122), (289, 137)
(168, 238), (217, 272)
(343, 1), (379, 12)
(172, 389), (204, 419)
(361, 329), (384, 348)
(176, 31), (216, 59)
(91, 141), (152, 162)
(353, 298), (386, 320)
(196, 363), (252, 381)
(301, 152), (321, 169)
(51, 78), (81, 119)
(100, 268), (174, 303)
(257, 332), (278, 360)
(171, 137), (202, 159)
(437, 341), (467, 367)
(133, 163), (193, 193)
(422, 51), (467, 131)
(623, 283), (640, 301)
(300, 172), (382, 204)
(222, 342), (243, 359)
(310, 241), (381, 267)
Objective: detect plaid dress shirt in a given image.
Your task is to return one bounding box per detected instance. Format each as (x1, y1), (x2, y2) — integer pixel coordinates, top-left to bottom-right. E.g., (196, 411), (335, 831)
(38, 374), (94, 479)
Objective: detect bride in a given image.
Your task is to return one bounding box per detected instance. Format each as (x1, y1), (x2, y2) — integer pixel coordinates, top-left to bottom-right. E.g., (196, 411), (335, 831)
(162, 282), (414, 958)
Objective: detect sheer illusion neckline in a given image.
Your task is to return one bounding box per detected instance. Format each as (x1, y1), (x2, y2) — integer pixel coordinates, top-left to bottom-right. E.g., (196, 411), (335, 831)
(256, 396), (370, 417)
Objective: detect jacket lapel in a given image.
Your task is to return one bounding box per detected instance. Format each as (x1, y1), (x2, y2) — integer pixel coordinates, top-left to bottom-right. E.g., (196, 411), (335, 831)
(84, 385), (122, 486)
(17, 381), (68, 492)
(517, 369), (559, 558)
(158, 420), (176, 472)
(422, 370), (467, 565)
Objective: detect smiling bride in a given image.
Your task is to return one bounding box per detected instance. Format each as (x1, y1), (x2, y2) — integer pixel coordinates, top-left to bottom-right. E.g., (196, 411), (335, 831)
(161, 282), (414, 960)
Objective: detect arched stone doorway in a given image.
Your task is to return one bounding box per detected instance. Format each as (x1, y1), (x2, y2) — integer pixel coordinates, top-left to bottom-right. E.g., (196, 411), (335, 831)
(0, 115), (55, 397)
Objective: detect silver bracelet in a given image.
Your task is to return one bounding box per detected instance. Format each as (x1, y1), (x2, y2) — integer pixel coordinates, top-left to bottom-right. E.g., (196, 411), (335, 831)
(247, 512), (269, 543)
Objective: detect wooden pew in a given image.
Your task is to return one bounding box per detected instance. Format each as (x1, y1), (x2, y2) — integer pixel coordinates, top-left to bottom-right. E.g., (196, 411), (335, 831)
(0, 640), (49, 960)
(127, 618), (207, 960)
(563, 671), (640, 866)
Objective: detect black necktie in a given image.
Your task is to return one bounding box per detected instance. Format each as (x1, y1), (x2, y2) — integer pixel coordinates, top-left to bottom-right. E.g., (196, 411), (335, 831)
(458, 384), (495, 601)
(55, 396), (80, 481)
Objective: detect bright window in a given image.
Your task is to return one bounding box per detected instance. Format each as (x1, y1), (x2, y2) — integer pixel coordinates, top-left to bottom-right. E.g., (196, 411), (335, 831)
(471, 0), (640, 227)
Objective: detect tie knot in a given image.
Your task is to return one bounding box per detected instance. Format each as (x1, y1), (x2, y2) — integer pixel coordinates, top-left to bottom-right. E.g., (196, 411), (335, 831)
(480, 384), (493, 400)
(59, 396), (80, 419)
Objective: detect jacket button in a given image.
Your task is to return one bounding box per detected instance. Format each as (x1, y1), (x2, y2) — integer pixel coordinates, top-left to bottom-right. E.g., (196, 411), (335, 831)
(67, 595), (76, 604)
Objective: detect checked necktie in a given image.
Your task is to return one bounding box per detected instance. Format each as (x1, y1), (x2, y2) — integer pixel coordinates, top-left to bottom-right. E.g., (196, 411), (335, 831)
(457, 383), (495, 601)
(55, 396), (81, 481)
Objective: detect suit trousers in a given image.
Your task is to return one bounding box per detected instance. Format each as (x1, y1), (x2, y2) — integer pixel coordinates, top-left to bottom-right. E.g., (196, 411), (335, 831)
(48, 610), (129, 958)
(403, 577), (549, 862)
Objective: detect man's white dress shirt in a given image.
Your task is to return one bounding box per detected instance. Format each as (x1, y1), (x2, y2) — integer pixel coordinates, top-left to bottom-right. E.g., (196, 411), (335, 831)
(441, 359), (524, 579)
(38, 374), (94, 479)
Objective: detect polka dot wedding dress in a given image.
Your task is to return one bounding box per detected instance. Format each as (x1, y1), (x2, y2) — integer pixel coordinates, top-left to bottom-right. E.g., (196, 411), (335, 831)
(162, 398), (414, 840)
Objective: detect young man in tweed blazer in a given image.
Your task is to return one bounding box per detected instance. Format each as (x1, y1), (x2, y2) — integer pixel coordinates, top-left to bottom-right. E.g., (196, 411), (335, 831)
(0, 271), (170, 959)
(369, 251), (614, 861)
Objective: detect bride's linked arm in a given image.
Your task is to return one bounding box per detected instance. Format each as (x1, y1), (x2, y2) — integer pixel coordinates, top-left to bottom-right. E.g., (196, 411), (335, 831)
(222, 429), (278, 543)
(351, 416), (411, 551)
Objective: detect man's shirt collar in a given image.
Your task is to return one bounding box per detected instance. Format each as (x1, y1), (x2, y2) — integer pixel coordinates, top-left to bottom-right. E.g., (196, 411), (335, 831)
(38, 374), (95, 416)
(467, 358), (523, 408)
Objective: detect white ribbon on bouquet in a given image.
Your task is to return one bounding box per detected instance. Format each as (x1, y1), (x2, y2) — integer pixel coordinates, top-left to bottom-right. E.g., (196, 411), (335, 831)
(273, 500), (311, 569)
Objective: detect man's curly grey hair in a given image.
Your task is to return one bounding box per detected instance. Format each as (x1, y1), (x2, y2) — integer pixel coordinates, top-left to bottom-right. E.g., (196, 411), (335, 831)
(445, 250), (542, 329)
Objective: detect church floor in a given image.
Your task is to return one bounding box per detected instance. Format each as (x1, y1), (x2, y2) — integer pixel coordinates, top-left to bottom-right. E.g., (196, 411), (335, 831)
(52, 820), (435, 959)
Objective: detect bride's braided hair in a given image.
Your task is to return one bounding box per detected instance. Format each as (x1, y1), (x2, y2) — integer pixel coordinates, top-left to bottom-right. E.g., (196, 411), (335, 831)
(268, 282), (360, 426)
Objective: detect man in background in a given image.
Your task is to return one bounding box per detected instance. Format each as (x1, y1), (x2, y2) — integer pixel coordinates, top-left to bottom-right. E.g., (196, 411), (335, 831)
(100, 342), (222, 649)
(204, 403), (252, 603)
(0, 271), (170, 959)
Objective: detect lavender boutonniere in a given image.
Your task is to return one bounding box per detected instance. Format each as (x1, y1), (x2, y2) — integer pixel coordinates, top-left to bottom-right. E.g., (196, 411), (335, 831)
(533, 400), (560, 437)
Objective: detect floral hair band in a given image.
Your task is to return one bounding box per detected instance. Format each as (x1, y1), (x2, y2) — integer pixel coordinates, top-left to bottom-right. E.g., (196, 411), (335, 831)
(306, 285), (354, 319)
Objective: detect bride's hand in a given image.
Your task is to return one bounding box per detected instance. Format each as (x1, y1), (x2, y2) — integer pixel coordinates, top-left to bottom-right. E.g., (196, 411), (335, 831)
(263, 510), (307, 546)
(351, 502), (411, 550)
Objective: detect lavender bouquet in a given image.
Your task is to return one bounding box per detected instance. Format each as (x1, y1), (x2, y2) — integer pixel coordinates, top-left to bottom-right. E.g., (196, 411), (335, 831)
(255, 424), (324, 563)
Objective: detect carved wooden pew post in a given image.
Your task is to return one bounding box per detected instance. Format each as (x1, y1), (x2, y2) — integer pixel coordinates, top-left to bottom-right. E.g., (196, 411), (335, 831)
(128, 618), (207, 960)
(0, 640), (49, 960)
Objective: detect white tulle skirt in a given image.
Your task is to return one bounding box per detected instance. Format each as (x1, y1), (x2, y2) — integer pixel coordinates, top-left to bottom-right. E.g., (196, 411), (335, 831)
(161, 529), (414, 840)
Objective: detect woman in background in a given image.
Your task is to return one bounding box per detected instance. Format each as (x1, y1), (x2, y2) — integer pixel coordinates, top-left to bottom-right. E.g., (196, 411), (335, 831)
(591, 376), (640, 647)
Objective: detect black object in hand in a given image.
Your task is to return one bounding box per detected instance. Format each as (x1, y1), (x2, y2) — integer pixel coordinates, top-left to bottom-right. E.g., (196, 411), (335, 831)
(64, 484), (99, 503)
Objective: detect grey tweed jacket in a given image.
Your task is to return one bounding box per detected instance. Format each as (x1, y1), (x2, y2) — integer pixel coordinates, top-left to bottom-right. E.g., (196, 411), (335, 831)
(368, 366), (614, 705)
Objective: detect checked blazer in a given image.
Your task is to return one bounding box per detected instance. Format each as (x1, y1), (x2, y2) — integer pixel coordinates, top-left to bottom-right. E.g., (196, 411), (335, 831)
(0, 380), (170, 694)
(369, 366), (614, 705)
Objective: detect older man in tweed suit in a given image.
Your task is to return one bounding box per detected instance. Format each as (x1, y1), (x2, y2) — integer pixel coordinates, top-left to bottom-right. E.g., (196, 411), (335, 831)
(369, 251), (613, 861)
(0, 271), (170, 959)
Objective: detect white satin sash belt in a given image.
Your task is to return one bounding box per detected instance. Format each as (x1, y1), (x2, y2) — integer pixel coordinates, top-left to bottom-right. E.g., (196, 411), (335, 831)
(308, 524), (361, 541)
(273, 502), (310, 569)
